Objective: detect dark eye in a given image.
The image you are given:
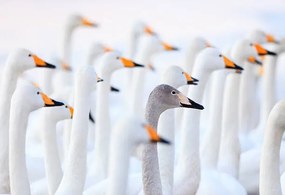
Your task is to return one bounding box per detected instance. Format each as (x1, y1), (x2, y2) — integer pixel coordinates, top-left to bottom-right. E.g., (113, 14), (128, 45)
(171, 90), (176, 95)
(219, 54), (222, 57)
(250, 43), (253, 46)
(36, 91), (40, 95)
(116, 57), (120, 60)
(28, 54), (32, 57)
(65, 105), (68, 108)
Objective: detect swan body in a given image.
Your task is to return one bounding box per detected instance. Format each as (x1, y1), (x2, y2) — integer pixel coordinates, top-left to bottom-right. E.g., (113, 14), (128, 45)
(0, 48), (56, 193)
(9, 82), (64, 195)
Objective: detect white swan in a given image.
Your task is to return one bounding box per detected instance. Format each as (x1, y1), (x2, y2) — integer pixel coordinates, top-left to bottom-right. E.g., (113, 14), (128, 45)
(259, 100), (285, 195)
(90, 52), (144, 184)
(0, 48), (56, 193)
(9, 82), (64, 195)
(177, 37), (210, 130)
(158, 66), (198, 195)
(55, 66), (102, 195)
(142, 84), (204, 195)
(175, 48), (242, 195)
(130, 35), (178, 116)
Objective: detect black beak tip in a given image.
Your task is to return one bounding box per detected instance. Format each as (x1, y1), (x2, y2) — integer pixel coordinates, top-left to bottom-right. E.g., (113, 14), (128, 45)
(110, 86), (120, 93)
(268, 51), (277, 56)
(235, 64), (244, 71)
(44, 62), (56, 69)
(97, 79), (104, 83)
(89, 112), (95, 123)
(46, 100), (64, 107)
(134, 63), (145, 68)
(172, 47), (179, 51)
(159, 137), (171, 145)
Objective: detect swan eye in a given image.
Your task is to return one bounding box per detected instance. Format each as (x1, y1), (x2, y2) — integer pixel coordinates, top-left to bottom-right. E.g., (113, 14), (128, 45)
(250, 43), (253, 46)
(36, 91), (40, 95)
(28, 54), (32, 57)
(171, 91), (176, 95)
(116, 57), (120, 60)
(65, 105), (68, 108)
(219, 54), (222, 57)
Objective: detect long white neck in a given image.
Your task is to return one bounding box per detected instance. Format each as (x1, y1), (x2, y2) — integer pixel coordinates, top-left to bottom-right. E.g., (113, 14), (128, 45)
(42, 115), (64, 195)
(55, 83), (91, 195)
(260, 105), (283, 195)
(93, 75), (111, 182)
(259, 55), (278, 128)
(0, 66), (20, 193)
(62, 24), (74, 65)
(201, 70), (229, 169)
(218, 73), (241, 178)
(175, 68), (210, 194)
(239, 61), (258, 134)
(157, 80), (180, 195)
(107, 131), (132, 195)
(130, 44), (154, 116)
(9, 102), (32, 195)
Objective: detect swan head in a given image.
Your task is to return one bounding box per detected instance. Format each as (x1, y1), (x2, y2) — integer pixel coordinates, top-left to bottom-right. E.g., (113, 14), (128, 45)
(13, 82), (64, 112)
(186, 37), (212, 54)
(76, 65), (102, 92)
(132, 21), (156, 39)
(6, 48), (56, 73)
(231, 39), (262, 66)
(149, 84), (204, 110)
(247, 30), (279, 44)
(161, 66), (198, 88)
(67, 14), (98, 29)
(195, 48), (243, 73)
(88, 42), (113, 65)
(268, 101), (285, 130)
(98, 51), (144, 75)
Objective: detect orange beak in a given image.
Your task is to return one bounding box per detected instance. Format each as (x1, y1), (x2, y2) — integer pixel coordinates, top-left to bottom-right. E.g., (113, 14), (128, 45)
(120, 57), (144, 68)
(144, 26), (156, 35)
(161, 42), (179, 51)
(266, 34), (279, 44)
(39, 92), (64, 107)
(82, 18), (98, 27)
(252, 43), (277, 56)
(223, 55), (243, 71)
(144, 124), (170, 144)
(68, 106), (74, 119)
(183, 72), (199, 85)
(32, 55), (56, 69)
(248, 56), (262, 65)
(103, 47), (113, 52)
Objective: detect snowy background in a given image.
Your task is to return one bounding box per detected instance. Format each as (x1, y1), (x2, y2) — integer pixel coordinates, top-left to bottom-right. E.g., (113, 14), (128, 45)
(0, 0), (285, 62)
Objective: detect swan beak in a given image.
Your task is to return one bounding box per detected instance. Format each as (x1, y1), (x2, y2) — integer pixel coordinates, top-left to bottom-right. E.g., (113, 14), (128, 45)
(252, 43), (277, 56)
(61, 62), (72, 71)
(103, 47), (113, 52)
(96, 76), (104, 83)
(67, 106), (74, 119)
(266, 34), (279, 44)
(248, 56), (263, 66)
(121, 57), (144, 68)
(161, 42), (179, 51)
(39, 92), (64, 107)
(147, 64), (156, 71)
(183, 72), (199, 85)
(89, 111), (95, 123)
(144, 26), (157, 36)
(223, 56), (243, 71)
(32, 55), (56, 69)
(178, 93), (204, 110)
(110, 86), (120, 92)
(144, 124), (171, 144)
(82, 18), (98, 27)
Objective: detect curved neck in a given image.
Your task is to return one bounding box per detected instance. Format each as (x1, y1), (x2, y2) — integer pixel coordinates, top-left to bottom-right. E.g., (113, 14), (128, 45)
(0, 66), (20, 193)
(92, 75), (111, 182)
(107, 134), (132, 195)
(9, 102), (32, 195)
(218, 74), (241, 178)
(56, 85), (91, 195)
(201, 70), (229, 169)
(184, 50), (197, 74)
(62, 25), (74, 65)
(259, 56), (277, 127)
(42, 115), (63, 195)
(260, 116), (283, 195)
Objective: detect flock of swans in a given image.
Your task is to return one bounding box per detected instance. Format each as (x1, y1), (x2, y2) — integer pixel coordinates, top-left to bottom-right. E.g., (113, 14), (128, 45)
(0, 13), (285, 195)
